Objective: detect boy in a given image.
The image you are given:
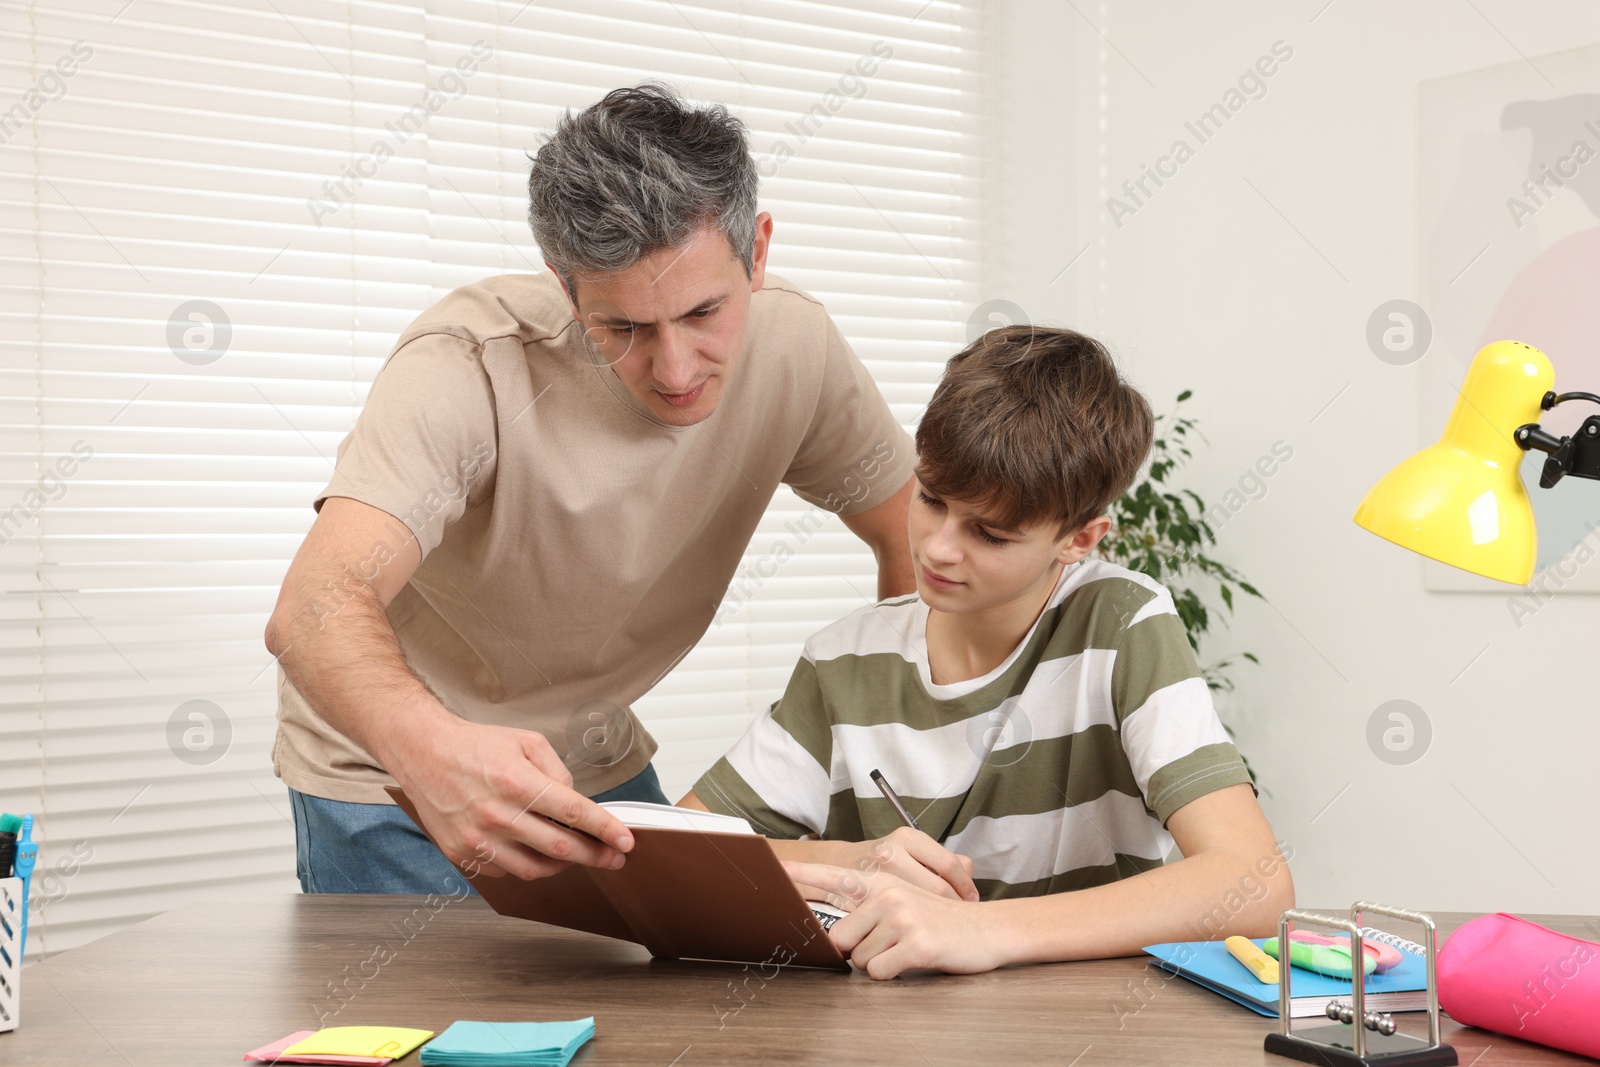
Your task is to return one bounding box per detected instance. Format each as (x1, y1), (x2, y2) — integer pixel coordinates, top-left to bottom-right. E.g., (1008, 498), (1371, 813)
(681, 325), (1293, 979)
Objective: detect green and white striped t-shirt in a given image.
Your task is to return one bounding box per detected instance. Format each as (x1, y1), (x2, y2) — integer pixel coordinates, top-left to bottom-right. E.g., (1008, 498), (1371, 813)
(694, 559), (1253, 900)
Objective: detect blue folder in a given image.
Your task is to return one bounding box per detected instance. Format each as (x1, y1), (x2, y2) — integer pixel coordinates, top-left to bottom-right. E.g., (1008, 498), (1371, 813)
(1141, 938), (1429, 1018)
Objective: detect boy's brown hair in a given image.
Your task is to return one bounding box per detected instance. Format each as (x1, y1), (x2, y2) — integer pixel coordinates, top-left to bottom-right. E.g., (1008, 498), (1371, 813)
(914, 325), (1154, 536)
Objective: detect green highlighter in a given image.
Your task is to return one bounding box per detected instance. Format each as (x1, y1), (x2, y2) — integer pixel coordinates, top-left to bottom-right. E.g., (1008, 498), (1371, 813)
(1262, 937), (1378, 979)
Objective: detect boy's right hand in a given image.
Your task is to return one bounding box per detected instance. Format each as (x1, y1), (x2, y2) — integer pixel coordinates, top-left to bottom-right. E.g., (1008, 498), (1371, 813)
(849, 826), (980, 903)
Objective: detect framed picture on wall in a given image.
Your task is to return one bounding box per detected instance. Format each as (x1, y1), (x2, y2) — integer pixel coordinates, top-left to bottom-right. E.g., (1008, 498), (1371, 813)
(1420, 45), (1600, 593)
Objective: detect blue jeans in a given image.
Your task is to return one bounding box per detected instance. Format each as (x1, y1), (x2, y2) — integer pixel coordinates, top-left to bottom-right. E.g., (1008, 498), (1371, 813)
(289, 763), (669, 894)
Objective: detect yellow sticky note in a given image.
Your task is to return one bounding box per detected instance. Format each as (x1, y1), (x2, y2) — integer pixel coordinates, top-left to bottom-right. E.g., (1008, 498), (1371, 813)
(282, 1026), (434, 1061)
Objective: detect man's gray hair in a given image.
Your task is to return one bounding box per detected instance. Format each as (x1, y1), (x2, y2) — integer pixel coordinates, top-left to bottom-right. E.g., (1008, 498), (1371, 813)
(528, 83), (760, 295)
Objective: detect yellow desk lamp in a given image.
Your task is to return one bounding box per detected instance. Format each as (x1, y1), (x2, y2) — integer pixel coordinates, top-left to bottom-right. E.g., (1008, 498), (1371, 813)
(1354, 340), (1600, 585)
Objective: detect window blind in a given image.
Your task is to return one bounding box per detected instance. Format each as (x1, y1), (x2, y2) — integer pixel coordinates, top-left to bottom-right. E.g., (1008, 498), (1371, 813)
(0, 0), (991, 959)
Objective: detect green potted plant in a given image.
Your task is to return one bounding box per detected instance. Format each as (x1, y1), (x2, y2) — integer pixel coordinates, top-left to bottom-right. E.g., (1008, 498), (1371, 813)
(1098, 391), (1263, 782)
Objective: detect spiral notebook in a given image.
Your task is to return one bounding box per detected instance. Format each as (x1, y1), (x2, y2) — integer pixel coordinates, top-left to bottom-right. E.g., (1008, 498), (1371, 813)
(1142, 931), (1431, 1018)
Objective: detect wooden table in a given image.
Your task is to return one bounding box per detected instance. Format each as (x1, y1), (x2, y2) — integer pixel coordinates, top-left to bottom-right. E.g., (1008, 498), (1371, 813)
(1, 896), (1591, 1065)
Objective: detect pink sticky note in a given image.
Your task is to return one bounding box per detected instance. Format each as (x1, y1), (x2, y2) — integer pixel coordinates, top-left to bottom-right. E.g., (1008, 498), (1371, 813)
(244, 1031), (391, 1066)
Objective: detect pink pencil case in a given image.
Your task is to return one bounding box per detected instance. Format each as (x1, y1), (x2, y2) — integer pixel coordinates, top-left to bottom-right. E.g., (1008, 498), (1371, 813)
(1437, 912), (1600, 1060)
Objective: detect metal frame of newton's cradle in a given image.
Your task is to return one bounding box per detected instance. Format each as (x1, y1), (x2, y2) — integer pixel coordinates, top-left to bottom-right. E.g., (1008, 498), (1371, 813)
(1264, 902), (1456, 1067)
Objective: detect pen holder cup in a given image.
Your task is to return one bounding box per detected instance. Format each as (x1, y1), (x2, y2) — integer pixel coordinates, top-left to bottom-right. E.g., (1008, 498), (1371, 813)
(0, 876), (20, 1032)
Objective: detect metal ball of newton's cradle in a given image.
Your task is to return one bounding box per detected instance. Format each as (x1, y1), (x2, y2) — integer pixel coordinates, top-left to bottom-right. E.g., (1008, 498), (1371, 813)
(1324, 1002), (1398, 1036)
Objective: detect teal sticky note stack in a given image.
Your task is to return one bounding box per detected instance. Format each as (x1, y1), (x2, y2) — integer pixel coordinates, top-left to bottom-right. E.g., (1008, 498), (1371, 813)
(419, 1019), (595, 1067)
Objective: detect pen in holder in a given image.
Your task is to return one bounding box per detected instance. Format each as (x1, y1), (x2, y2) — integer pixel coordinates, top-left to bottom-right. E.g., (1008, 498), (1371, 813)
(1264, 902), (1456, 1067)
(0, 812), (32, 1034)
(0, 874), (19, 1033)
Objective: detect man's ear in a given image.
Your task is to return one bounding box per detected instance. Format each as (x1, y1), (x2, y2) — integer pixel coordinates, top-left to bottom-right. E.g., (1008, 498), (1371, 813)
(547, 262), (580, 319)
(748, 212), (774, 293)
(1057, 516), (1112, 565)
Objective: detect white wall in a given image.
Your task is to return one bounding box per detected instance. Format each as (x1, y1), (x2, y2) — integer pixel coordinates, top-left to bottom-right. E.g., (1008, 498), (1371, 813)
(996, 0), (1600, 914)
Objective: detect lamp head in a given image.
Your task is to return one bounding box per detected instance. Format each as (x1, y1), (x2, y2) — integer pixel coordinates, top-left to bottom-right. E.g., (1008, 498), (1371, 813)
(1353, 340), (1553, 585)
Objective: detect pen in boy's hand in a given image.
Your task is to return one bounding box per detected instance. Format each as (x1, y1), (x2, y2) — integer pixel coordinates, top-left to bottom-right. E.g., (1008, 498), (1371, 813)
(870, 769), (920, 832)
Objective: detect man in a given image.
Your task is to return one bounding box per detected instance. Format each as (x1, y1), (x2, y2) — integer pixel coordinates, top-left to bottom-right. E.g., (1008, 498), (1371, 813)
(265, 84), (915, 894)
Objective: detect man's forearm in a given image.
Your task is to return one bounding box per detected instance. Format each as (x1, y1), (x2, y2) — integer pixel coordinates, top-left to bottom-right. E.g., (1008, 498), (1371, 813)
(267, 563), (449, 774)
(876, 535), (916, 600)
(983, 846), (1295, 966)
(839, 478), (916, 600)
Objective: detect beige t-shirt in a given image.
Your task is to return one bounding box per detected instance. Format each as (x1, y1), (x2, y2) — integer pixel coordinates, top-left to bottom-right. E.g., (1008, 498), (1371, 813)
(273, 272), (915, 803)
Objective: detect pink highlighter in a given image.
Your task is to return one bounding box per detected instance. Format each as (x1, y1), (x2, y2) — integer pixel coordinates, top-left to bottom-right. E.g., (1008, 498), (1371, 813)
(1288, 929), (1405, 973)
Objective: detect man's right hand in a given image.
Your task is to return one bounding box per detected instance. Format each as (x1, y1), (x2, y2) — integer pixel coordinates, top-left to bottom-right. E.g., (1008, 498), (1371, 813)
(388, 712), (635, 881)
(266, 496), (635, 883)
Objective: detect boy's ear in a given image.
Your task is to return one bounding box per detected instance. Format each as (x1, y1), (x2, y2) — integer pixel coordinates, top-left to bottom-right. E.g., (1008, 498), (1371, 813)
(1056, 516), (1112, 565)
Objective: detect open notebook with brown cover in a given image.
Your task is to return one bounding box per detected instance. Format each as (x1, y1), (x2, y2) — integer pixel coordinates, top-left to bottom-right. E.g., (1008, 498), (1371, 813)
(385, 787), (850, 971)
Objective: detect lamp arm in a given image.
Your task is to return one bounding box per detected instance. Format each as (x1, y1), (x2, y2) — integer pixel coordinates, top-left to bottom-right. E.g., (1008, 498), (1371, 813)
(1515, 393), (1600, 488)
(1514, 424), (1567, 455)
(1543, 390), (1600, 410)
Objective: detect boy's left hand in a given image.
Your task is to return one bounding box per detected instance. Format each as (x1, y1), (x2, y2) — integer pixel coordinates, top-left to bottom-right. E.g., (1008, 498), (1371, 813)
(783, 860), (1005, 980)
